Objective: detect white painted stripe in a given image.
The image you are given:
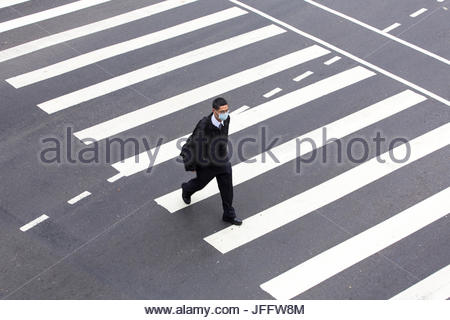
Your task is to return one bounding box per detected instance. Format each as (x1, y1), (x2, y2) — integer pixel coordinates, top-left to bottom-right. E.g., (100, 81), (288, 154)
(303, 0), (449, 65)
(391, 265), (450, 300)
(156, 89), (423, 214)
(37, 25), (286, 114)
(0, 0), (199, 63)
(20, 214), (49, 232)
(205, 123), (449, 258)
(324, 56), (341, 65)
(263, 87), (282, 98)
(293, 71), (313, 82)
(107, 173), (124, 183)
(382, 22), (401, 33)
(0, 0), (30, 10)
(67, 191), (91, 205)
(111, 64), (371, 178)
(260, 188), (450, 300)
(234, 105), (250, 114)
(410, 8), (428, 18)
(75, 45), (330, 145)
(204, 123), (449, 255)
(0, 0), (112, 33)
(230, 0), (450, 106)
(7, 7), (248, 88)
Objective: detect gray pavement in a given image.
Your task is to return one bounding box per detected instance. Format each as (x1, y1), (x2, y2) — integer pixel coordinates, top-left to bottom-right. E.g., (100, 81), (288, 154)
(0, 0), (449, 299)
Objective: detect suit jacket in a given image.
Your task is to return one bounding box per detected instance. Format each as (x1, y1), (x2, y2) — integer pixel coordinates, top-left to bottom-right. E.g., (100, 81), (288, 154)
(192, 112), (231, 173)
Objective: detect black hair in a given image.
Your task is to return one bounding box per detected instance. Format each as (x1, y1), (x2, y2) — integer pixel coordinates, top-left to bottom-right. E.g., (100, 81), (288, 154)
(212, 97), (228, 110)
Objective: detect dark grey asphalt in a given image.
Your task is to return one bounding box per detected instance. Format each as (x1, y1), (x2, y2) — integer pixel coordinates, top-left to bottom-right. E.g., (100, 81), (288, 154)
(0, 0), (449, 299)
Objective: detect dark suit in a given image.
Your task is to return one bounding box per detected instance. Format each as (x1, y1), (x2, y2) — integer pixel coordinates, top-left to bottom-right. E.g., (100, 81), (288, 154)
(183, 112), (235, 219)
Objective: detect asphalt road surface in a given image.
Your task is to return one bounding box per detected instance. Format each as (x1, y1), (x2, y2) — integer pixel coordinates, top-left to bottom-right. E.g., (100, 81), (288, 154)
(0, 0), (449, 299)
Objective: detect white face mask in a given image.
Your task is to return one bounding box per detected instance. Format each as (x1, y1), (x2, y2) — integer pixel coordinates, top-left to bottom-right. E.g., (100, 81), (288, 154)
(218, 111), (229, 121)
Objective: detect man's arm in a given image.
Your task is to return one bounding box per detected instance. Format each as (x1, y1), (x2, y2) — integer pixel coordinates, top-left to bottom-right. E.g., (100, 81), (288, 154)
(192, 120), (208, 168)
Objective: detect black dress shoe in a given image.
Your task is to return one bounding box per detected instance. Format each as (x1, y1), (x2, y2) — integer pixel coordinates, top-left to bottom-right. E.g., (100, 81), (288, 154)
(181, 183), (191, 204)
(222, 216), (242, 225)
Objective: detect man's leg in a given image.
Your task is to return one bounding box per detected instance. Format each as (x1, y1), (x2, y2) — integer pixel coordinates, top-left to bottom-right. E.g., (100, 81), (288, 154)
(216, 165), (235, 219)
(183, 167), (215, 197)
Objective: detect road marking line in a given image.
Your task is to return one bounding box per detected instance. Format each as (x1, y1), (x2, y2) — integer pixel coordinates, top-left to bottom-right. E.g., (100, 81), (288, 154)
(113, 65), (372, 178)
(75, 45), (330, 145)
(263, 87), (282, 98)
(260, 188), (450, 300)
(324, 56), (341, 65)
(0, 0), (200, 63)
(0, 0), (30, 10)
(6, 7), (248, 88)
(303, 0), (449, 65)
(229, 0), (450, 105)
(391, 265), (450, 300)
(410, 8), (428, 18)
(37, 24), (286, 114)
(382, 22), (401, 33)
(234, 105), (250, 114)
(293, 70), (313, 82)
(0, 0), (112, 33)
(67, 191), (91, 205)
(160, 89), (424, 214)
(20, 214), (49, 232)
(107, 173), (124, 183)
(204, 122), (449, 255)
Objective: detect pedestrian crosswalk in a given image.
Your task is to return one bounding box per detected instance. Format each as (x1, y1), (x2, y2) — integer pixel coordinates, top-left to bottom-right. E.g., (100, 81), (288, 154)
(0, 0), (199, 62)
(36, 24), (286, 114)
(109, 62), (372, 176)
(259, 186), (450, 299)
(6, 7), (248, 88)
(0, 0), (112, 33)
(76, 45), (330, 146)
(1, 0), (448, 300)
(203, 123), (449, 255)
(155, 89), (427, 213)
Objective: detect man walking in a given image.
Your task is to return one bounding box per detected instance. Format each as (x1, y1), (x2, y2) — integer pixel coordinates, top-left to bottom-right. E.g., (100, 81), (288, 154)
(181, 97), (242, 225)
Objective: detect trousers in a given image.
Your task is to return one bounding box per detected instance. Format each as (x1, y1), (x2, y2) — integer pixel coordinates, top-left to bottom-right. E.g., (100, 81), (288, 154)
(183, 162), (236, 218)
